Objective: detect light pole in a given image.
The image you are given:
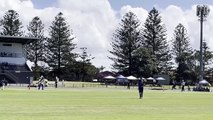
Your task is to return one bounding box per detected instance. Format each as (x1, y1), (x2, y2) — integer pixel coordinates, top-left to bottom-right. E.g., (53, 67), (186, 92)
(196, 5), (210, 81)
(80, 47), (87, 82)
(203, 41), (207, 72)
(79, 47), (95, 82)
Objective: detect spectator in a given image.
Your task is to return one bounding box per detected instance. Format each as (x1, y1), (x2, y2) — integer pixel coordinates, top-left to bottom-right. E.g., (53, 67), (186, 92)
(55, 76), (59, 88)
(62, 79), (65, 87)
(127, 82), (130, 89)
(0, 79), (5, 90)
(38, 75), (45, 90)
(181, 80), (185, 92)
(187, 85), (191, 91)
(172, 80), (176, 90)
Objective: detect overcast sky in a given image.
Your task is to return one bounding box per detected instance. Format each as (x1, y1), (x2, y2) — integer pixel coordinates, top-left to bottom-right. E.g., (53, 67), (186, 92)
(1, 0), (213, 71)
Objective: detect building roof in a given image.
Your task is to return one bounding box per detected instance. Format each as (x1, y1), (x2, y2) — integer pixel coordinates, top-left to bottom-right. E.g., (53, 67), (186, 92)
(0, 35), (39, 44)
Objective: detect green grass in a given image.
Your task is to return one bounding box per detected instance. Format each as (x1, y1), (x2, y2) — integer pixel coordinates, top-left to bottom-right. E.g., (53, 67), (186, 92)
(0, 87), (213, 120)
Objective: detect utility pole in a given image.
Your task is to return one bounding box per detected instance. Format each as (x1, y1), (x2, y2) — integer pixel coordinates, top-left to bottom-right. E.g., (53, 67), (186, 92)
(79, 47), (95, 82)
(80, 47), (87, 82)
(196, 5), (210, 81)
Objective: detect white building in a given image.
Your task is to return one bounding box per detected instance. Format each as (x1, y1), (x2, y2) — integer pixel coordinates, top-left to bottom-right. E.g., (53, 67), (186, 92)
(0, 36), (38, 83)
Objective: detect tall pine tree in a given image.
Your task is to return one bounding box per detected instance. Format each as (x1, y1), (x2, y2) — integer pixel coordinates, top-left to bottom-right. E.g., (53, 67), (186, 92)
(143, 8), (170, 74)
(46, 12), (76, 79)
(172, 23), (192, 81)
(0, 10), (23, 36)
(109, 12), (142, 75)
(193, 42), (213, 77)
(172, 23), (191, 60)
(27, 16), (45, 80)
(202, 42), (213, 71)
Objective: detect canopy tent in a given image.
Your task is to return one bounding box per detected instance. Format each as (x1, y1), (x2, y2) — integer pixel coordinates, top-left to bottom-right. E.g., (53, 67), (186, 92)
(103, 75), (115, 88)
(116, 75), (128, 85)
(193, 79), (211, 92)
(199, 80), (210, 86)
(116, 75), (126, 79)
(126, 75), (138, 80)
(146, 77), (166, 90)
(104, 75), (115, 79)
(146, 77), (155, 81)
(126, 75), (138, 89)
(156, 77), (165, 81)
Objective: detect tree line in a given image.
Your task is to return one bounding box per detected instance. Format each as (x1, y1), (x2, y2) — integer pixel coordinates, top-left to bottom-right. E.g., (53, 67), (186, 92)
(110, 8), (213, 84)
(1, 8), (212, 83)
(0, 10), (98, 81)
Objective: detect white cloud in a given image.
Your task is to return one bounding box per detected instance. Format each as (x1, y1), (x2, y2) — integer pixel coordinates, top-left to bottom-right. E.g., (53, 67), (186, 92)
(56, 0), (118, 70)
(0, 0), (213, 71)
(0, 0), (117, 70)
(120, 5), (148, 24)
(161, 5), (213, 51)
(161, 5), (189, 41)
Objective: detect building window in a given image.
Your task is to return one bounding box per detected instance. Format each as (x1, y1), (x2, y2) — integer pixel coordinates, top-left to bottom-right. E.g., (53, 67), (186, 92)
(3, 43), (12, 46)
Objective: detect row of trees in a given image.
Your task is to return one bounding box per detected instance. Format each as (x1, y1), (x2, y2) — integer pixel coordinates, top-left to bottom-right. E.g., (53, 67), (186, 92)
(110, 8), (213, 83)
(1, 8), (212, 83)
(0, 10), (98, 81)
